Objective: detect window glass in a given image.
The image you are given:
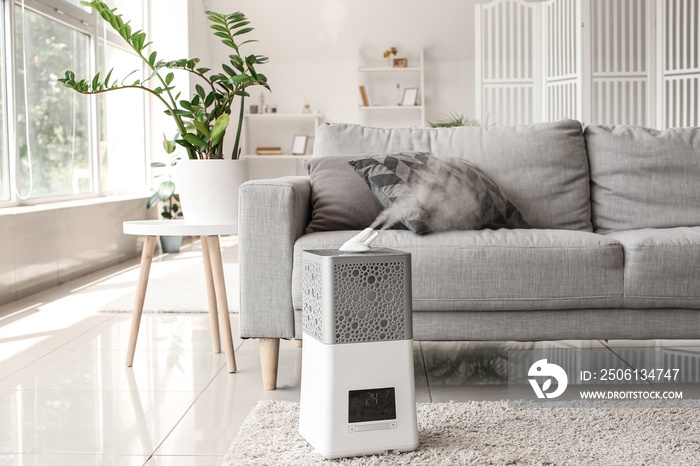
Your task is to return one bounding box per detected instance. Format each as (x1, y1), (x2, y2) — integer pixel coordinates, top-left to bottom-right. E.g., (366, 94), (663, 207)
(62, 0), (91, 13)
(0, 8), (9, 202)
(109, 0), (144, 33)
(98, 44), (147, 193)
(14, 5), (92, 199)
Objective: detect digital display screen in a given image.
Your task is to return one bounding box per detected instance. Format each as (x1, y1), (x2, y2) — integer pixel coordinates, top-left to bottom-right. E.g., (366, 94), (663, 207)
(348, 387), (396, 423)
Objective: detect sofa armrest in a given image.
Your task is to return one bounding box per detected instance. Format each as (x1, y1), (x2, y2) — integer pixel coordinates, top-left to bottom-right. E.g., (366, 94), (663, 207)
(238, 176), (311, 339)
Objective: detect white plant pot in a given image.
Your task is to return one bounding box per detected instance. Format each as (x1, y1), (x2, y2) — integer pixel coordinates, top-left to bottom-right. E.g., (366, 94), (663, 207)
(177, 158), (250, 230)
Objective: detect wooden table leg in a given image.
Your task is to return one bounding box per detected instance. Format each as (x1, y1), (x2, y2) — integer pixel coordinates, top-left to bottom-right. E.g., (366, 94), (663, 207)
(125, 235), (156, 367)
(205, 235), (237, 373)
(201, 235), (221, 354)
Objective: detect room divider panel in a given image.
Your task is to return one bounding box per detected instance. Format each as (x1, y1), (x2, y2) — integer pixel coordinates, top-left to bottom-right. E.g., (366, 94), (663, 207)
(475, 0), (699, 129)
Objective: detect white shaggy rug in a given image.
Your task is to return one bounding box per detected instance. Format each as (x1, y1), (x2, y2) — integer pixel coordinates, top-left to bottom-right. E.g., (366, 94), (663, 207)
(223, 400), (700, 465)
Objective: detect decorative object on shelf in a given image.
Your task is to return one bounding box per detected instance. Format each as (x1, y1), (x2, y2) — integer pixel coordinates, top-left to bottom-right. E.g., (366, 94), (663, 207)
(256, 147), (284, 155)
(359, 86), (371, 106)
(383, 47), (397, 66)
(264, 105), (277, 113)
(291, 135), (309, 155)
(249, 105), (259, 114)
(393, 58), (408, 68)
(428, 111), (482, 128)
(400, 88), (419, 106)
(302, 92), (312, 114)
(59, 1), (270, 227)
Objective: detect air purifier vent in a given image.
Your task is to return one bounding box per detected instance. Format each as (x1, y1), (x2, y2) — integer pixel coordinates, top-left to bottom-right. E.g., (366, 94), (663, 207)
(302, 260), (324, 341)
(333, 261), (407, 343)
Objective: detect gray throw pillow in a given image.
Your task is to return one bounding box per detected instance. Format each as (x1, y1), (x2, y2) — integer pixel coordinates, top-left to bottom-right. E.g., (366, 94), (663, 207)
(349, 152), (530, 235)
(303, 156), (386, 233)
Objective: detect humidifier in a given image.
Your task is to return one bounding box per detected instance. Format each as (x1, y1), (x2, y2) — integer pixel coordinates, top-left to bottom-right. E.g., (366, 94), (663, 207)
(299, 230), (418, 459)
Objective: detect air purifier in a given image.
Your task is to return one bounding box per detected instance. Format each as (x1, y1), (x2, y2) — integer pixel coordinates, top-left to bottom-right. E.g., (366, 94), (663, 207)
(299, 247), (418, 459)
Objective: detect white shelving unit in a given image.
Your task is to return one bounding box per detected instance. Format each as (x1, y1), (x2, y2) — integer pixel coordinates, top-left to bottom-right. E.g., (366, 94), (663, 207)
(358, 49), (425, 127)
(240, 112), (321, 179)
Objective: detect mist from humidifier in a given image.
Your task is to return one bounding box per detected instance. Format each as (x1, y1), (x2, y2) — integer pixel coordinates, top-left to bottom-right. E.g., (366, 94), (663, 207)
(368, 176), (479, 233)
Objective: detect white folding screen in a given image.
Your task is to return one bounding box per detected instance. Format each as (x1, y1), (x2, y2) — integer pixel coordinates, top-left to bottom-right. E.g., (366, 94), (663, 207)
(476, 0), (695, 128)
(589, 0), (653, 126)
(543, 0), (580, 122)
(660, 0), (700, 128)
(475, 0), (540, 126)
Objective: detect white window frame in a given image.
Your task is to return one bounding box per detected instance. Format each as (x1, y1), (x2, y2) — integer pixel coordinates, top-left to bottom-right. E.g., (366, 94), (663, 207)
(0, 0), (151, 207)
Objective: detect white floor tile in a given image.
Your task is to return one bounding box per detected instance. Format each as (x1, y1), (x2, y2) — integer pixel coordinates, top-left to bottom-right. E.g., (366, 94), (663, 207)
(0, 348), (225, 392)
(0, 454), (147, 466)
(0, 389), (197, 455)
(145, 456), (223, 466)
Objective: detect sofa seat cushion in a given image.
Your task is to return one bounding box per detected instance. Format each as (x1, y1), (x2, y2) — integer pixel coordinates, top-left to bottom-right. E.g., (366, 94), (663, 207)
(606, 227), (700, 309)
(292, 229), (623, 312)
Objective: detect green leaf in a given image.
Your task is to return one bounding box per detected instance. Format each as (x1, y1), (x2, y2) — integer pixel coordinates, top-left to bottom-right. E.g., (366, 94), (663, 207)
(193, 120), (211, 138)
(157, 180), (176, 201)
(204, 92), (216, 107)
(232, 27), (254, 37)
(151, 161), (166, 168)
(148, 51), (157, 66)
(210, 114), (230, 145)
(195, 84), (206, 99)
(162, 134), (176, 154)
(165, 72), (174, 85)
(183, 133), (207, 147)
(230, 74), (251, 84)
(91, 73), (101, 90)
(210, 24), (229, 33)
(147, 191), (160, 209)
(222, 64), (236, 76)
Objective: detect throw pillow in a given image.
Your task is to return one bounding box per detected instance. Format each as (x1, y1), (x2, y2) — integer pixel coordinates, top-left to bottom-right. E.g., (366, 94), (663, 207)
(348, 152), (530, 234)
(303, 156), (386, 233)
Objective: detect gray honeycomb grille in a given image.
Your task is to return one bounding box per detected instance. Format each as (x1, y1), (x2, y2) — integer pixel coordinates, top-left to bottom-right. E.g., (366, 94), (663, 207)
(302, 260), (323, 341)
(333, 261), (407, 343)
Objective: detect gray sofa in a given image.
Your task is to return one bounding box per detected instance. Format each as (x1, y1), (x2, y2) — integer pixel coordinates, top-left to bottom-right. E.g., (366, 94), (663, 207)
(239, 119), (700, 389)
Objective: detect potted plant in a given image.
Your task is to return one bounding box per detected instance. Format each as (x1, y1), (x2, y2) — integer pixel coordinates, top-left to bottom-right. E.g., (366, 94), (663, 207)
(148, 138), (183, 252)
(59, 1), (270, 227)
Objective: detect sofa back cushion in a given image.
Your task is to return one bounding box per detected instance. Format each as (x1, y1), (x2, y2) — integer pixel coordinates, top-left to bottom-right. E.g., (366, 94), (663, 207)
(585, 125), (700, 233)
(313, 119), (592, 231)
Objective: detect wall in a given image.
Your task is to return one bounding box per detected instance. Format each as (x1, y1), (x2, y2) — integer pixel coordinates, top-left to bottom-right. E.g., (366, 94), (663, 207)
(189, 0), (481, 127)
(0, 196), (156, 307)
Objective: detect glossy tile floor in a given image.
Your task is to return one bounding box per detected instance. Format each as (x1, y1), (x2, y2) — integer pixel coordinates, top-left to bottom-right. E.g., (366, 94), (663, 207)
(1, 237), (699, 465)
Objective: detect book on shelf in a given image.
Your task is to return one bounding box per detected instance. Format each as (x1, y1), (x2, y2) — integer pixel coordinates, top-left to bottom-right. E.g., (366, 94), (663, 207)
(256, 147), (284, 155)
(359, 85), (371, 106)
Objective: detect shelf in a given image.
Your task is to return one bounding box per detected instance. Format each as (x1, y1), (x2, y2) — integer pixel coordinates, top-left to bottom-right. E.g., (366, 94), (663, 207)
(359, 105), (423, 110)
(358, 67), (423, 73)
(240, 154), (310, 160)
(244, 113), (321, 119)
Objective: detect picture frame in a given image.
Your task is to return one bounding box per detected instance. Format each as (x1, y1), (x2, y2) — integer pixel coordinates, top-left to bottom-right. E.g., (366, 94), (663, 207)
(393, 58), (408, 68)
(291, 135), (308, 155)
(401, 88), (419, 106)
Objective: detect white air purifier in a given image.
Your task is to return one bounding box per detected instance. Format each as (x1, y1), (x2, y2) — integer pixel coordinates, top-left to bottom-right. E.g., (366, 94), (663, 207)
(299, 248), (418, 459)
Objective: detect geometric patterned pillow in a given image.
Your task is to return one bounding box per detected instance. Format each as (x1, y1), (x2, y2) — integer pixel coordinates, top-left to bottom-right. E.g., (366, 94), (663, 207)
(348, 152), (530, 235)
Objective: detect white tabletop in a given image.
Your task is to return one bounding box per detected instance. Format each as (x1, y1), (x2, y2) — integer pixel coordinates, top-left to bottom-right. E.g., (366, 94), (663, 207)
(123, 220), (238, 236)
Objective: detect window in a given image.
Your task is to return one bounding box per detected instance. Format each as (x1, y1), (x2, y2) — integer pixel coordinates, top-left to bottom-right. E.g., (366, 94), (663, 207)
(0, 2), (9, 202)
(99, 44), (147, 193)
(2, 0), (151, 205)
(14, 4), (92, 199)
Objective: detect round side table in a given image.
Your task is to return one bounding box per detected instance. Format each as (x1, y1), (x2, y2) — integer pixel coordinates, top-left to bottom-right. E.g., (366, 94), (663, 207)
(123, 220), (237, 373)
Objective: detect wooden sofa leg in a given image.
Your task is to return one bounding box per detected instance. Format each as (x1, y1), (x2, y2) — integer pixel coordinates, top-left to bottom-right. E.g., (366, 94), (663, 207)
(260, 338), (280, 390)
